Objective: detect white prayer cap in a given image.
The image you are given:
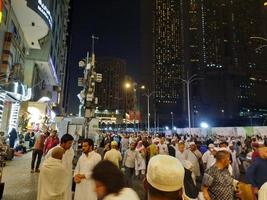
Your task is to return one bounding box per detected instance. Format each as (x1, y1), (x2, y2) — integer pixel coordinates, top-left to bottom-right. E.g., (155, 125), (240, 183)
(208, 144), (215, 148)
(217, 147), (230, 152)
(213, 147), (220, 152)
(189, 142), (196, 146)
(214, 140), (220, 145)
(147, 155), (185, 192)
(153, 137), (160, 144)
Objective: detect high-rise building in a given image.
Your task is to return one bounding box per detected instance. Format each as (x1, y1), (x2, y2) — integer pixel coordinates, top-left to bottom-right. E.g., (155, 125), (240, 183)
(142, 0), (267, 127)
(141, 0), (185, 126)
(94, 57), (127, 111)
(190, 0), (267, 126)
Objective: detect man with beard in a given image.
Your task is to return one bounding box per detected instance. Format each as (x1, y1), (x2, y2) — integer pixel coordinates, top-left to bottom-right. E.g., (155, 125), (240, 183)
(74, 138), (101, 200)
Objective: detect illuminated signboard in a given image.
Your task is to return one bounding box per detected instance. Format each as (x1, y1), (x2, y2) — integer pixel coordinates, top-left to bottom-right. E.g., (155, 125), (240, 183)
(26, 0), (53, 29)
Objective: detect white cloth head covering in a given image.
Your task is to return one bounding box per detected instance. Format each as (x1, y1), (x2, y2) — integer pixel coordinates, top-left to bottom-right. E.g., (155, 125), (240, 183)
(146, 155), (185, 192)
(189, 141), (195, 146)
(208, 144), (215, 148)
(152, 137), (160, 144)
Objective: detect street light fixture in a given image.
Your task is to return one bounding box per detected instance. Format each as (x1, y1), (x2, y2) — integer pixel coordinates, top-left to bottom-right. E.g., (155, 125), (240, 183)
(250, 37), (267, 53)
(179, 74), (202, 133)
(170, 112), (174, 131)
(264, 1), (267, 6)
(249, 36), (267, 42)
(200, 122), (209, 129)
(140, 85), (145, 90)
(141, 86), (155, 135)
(124, 82), (132, 131)
(125, 82), (131, 89)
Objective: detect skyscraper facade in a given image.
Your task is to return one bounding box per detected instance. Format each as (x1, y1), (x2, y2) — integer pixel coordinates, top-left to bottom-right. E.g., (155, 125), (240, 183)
(94, 57), (127, 111)
(191, 0), (267, 126)
(141, 0), (186, 126)
(142, 0), (267, 127)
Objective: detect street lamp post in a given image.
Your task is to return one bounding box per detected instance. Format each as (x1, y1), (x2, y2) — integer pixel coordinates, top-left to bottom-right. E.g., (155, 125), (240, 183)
(179, 74), (201, 133)
(124, 82), (131, 131)
(145, 91), (155, 135)
(170, 112), (174, 131)
(141, 85), (155, 135)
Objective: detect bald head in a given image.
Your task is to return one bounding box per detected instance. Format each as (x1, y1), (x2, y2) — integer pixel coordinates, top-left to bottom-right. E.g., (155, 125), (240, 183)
(51, 147), (65, 160)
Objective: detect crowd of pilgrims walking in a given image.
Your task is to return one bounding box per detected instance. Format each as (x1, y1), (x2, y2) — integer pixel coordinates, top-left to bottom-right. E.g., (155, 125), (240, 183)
(32, 128), (267, 200)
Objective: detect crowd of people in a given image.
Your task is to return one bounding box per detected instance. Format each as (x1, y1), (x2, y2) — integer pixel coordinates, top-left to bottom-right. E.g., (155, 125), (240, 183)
(32, 129), (267, 200)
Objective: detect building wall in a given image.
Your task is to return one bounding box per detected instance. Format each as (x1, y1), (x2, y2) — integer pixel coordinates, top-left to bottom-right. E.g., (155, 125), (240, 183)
(0, 1), (28, 82)
(141, 0), (267, 127)
(141, 0), (186, 126)
(22, 0), (70, 114)
(94, 57), (126, 112)
(192, 0), (267, 126)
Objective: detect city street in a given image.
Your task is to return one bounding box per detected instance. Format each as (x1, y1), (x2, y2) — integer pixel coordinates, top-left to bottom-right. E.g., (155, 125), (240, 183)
(2, 153), (38, 200)
(1, 152), (145, 200)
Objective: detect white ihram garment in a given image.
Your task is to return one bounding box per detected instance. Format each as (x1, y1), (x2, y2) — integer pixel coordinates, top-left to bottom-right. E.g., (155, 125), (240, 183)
(37, 157), (68, 200)
(259, 182), (267, 200)
(187, 150), (200, 177)
(74, 151), (101, 200)
(176, 150), (189, 162)
(230, 150), (240, 179)
(103, 188), (140, 200)
(46, 146), (74, 200)
(202, 150), (215, 169)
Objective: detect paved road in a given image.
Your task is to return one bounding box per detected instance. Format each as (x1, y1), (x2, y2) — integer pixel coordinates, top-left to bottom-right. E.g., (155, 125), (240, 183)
(2, 152), (38, 200)
(1, 152), (146, 200)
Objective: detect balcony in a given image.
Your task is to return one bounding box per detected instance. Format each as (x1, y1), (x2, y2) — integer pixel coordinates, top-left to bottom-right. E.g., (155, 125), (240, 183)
(11, 0), (50, 49)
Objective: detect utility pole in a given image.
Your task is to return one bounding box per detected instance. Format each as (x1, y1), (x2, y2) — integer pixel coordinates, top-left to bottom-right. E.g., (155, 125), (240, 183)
(78, 35), (102, 138)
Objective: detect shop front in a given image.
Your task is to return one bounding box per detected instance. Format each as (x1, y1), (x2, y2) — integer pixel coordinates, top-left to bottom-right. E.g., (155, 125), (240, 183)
(0, 82), (31, 134)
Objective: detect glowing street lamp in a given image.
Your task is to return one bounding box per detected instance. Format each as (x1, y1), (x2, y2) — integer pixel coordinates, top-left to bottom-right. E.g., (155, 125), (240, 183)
(124, 82), (132, 130)
(264, 1), (267, 7)
(200, 122), (209, 129)
(125, 82), (131, 89)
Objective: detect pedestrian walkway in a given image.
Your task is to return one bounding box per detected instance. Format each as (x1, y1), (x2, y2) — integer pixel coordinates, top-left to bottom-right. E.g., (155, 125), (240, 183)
(2, 152), (38, 200)
(0, 152), (145, 200)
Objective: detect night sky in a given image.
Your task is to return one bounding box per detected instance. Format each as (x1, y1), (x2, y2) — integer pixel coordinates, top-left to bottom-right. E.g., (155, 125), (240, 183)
(67, 0), (140, 114)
